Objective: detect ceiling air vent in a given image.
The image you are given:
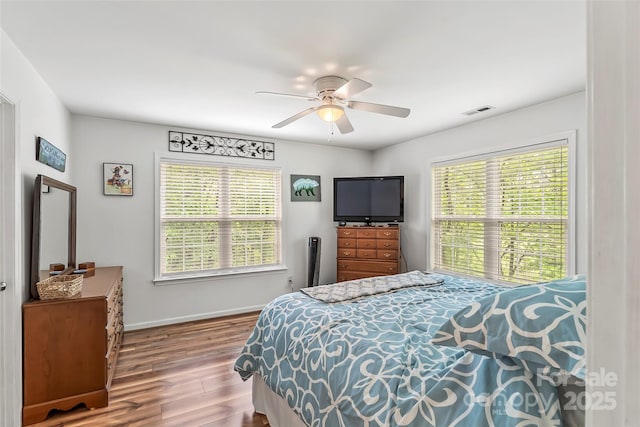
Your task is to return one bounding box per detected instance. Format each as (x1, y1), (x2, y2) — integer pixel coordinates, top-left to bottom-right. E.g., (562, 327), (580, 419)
(462, 105), (495, 116)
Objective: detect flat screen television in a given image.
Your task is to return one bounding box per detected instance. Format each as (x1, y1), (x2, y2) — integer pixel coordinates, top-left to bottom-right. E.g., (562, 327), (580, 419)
(333, 176), (404, 225)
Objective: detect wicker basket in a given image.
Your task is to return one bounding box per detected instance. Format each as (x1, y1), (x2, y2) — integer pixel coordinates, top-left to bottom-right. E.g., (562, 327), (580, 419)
(36, 274), (84, 300)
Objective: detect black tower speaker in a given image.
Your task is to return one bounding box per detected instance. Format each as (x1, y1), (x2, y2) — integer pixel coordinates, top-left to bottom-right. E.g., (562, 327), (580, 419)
(307, 236), (321, 287)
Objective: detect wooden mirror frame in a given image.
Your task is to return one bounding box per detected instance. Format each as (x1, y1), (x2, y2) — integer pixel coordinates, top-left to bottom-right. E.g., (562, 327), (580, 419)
(30, 174), (77, 299)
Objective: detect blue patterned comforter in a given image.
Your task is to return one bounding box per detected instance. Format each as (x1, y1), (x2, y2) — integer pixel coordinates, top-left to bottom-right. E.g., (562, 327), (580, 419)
(234, 273), (563, 427)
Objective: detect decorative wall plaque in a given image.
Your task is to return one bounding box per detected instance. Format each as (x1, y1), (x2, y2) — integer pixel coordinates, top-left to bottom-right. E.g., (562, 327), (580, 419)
(169, 131), (275, 160)
(36, 137), (66, 172)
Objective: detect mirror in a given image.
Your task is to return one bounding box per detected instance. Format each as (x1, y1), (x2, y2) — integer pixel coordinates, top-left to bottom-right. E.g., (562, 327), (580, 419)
(30, 174), (77, 299)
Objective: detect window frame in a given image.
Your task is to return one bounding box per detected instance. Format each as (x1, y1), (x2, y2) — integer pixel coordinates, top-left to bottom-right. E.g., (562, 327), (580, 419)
(428, 131), (576, 284)
(153, 153), (285, 284)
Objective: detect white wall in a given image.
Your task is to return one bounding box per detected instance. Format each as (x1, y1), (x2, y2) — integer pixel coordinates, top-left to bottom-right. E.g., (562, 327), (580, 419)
(71, 115), (372, 329)
(371, 92), (587, 275)
(1, 30), (73, 301)
(72, 93), (588, 330)
(0, 29), (72, 427)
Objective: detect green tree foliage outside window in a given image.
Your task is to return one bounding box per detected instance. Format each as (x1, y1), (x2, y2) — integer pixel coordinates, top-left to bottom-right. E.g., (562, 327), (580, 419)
(432, 144), (569, 284)
(160, 162), (281, 276)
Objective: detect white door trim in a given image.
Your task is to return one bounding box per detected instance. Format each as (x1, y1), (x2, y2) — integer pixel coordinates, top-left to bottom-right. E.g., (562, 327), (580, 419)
(587, 1), (640, 425)
(1, 93), (22, 427)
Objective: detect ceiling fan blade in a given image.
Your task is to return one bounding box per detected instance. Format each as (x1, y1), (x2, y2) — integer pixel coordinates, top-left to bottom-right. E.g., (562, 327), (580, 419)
(347, 100), (410, 118)
(257, 91), (317, 102)
(335, 114), (354, 134)
(272, 107), (318, 128)
(333, 78), (372, 99)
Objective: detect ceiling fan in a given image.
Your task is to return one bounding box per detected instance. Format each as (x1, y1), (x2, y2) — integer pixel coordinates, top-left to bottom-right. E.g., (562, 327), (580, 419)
(258, 76), (411, 134)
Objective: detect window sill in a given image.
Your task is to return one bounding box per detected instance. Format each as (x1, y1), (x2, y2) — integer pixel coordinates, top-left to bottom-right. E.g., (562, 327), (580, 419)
(153, 265), (288, 286)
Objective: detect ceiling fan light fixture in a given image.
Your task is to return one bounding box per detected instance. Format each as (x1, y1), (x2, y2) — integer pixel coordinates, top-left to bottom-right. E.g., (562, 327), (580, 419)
(316, 105), (344, 122)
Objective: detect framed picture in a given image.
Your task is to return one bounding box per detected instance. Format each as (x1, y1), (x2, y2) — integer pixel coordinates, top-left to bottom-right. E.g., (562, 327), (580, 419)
(291, 174), (321, 202)
(103, 163), (133, 196)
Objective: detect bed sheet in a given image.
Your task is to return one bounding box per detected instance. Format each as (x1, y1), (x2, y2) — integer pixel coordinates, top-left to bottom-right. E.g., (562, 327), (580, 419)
(234, 273), (563, 427)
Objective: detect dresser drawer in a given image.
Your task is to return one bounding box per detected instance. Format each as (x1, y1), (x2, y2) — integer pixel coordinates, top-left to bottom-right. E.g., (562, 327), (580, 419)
(356, 249), (376, 259)
(106, 311), (119, 346)
(337, 248), (356, 258)
(107, 281), (122, 312)
(376, 239), (398, 249)
(337, 270), (381, 282)
(337, 228), (356, 238)
(107, 293), (121, 336)
(377, 229), (399, 239)
(106, 340), (119, 385)
(337, 238), (356, 248)
(356, 239), (376, 249)
(377, 250), (398, 260)
(337, 260), (399, 274)
(356, 228), (377, 238)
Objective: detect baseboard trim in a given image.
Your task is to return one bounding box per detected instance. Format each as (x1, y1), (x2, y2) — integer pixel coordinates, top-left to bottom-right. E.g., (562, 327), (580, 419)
(123, 304), (265, 331)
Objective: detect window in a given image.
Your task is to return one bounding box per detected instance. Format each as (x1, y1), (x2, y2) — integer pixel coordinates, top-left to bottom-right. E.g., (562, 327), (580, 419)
(156, 158), (282, 280)
(431, 137), (573, 284)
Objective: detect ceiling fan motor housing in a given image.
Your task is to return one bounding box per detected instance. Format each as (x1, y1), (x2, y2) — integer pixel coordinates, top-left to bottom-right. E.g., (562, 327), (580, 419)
(314, 76), (347, 100)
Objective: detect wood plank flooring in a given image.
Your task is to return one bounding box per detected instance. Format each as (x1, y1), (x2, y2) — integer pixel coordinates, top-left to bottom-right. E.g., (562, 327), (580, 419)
(30, 312), (270, 427)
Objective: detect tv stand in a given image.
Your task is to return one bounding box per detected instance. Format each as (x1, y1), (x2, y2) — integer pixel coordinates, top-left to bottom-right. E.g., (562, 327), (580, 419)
(336, 226), (400, 281)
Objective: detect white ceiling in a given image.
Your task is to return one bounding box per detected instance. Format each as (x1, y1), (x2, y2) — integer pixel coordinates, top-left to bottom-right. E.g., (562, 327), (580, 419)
(1, 1), (585, 151)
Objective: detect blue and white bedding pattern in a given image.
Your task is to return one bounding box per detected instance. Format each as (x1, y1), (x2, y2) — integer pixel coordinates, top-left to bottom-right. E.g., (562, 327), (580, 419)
(433, 275), (586, 383)
(234, 273), (565, 427)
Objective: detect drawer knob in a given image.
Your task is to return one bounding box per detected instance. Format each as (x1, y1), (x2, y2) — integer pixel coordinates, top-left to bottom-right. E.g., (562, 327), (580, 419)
(384, 253), (391, 258)
(339, 264), (348, 268)
(343, 251), (351, 256)
(384, 243), (391, 247)
(345, 242), (351, 246)
(344, 231), (351, 236)
(384, 232), (391, 237)
(388, 267), (394, 271)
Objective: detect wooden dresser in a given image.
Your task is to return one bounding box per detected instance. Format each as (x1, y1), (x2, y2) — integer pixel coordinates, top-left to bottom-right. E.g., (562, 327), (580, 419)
(22, 266), (124, 425)
(336, 226), (400, 281)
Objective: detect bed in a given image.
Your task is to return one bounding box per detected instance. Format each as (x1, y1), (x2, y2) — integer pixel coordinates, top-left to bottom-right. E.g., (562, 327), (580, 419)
(234, 271), (586, 427)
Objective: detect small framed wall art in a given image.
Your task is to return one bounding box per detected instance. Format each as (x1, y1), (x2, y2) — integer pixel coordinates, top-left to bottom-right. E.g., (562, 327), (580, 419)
(36, 137), (66, 172)
(103, 163), (133, 196)
(291, 174), (321, 202)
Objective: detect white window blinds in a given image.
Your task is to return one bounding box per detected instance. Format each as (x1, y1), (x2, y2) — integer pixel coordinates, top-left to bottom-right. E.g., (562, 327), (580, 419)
(432, 141), (570, 284)
(159, 160), (281, 277)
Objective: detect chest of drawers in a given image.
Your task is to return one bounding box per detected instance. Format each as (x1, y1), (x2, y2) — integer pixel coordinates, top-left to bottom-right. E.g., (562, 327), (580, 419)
(336, 226), (400, 281)
(22, 266), (124, 425)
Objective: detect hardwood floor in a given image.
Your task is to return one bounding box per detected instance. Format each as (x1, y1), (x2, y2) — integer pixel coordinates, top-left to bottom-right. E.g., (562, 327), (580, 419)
(29, 312), (270, 427)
